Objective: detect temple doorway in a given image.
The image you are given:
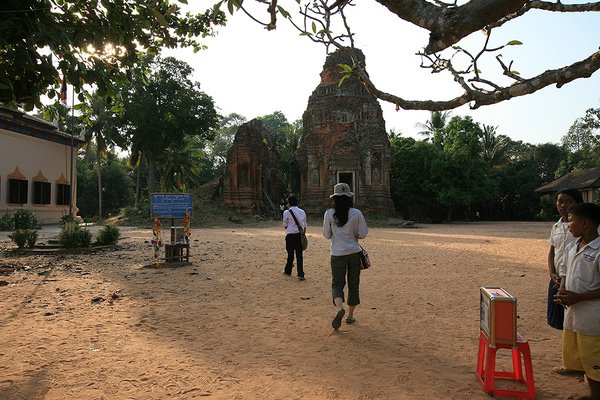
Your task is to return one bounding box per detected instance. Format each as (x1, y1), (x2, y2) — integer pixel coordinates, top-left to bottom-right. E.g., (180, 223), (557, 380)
(337, 171), (355, 192)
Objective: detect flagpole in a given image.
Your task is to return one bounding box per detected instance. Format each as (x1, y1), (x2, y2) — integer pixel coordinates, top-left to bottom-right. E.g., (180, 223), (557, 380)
(69, 84), (74, 216)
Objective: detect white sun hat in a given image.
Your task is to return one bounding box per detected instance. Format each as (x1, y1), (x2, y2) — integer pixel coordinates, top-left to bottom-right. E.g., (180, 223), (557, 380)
(330, 183), (353, 198)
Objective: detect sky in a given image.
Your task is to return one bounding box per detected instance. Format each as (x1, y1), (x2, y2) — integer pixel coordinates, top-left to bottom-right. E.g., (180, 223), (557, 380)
(166, 1), (600, 145)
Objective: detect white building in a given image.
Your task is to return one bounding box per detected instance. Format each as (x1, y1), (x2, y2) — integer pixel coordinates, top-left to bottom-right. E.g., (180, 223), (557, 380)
(0, 107), (84, 224)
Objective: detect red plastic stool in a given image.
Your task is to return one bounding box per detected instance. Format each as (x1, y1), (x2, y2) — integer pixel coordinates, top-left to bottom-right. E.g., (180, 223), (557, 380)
(476, 330), (536, 399)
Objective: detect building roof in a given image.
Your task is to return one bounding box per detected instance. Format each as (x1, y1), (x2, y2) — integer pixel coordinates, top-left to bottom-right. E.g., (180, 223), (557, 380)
(0, 107), (85, 147)
(535, 167), (600, 194)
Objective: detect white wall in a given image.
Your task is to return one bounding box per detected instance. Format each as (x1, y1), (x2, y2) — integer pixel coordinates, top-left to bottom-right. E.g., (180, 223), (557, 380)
(0, 128), (78, 224)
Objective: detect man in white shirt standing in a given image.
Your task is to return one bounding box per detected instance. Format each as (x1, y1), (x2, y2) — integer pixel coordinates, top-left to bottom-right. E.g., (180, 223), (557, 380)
(282, 195), (307, 280)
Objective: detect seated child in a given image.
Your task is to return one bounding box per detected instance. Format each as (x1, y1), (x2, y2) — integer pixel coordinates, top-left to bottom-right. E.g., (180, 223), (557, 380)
(555, 202), (600, 400)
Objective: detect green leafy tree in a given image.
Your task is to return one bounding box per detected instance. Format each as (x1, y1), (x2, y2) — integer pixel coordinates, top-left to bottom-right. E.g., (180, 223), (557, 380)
(480, 125), (513, 168)
(36, 100), (86, 135)
(258, 111), (290, 156)
(557, 114), (600, 175)
(430, 116), (497, 220)
(257, 112), (304, 194)
(127, 141), (156, 209)
(77, 152), (134, 218)
(416, 111), (451, 141)
(492, 156), (540, 220)
(562, 118), (597, 153)
(158, 135), (207, 191)
(81, 93), (126, 220)
(120, 56), (219, 195)
(387, 128), (403, 140)
(389, 136), (440, 220)
(280, 119), (303, 194)
(394, 113), (579, 221)
(489, 140), (570, 220)
(0, 0), (225, 110)
(582, 107), (600, 131)
(529, 143), (567, 183)
(205, 113), (247, 175)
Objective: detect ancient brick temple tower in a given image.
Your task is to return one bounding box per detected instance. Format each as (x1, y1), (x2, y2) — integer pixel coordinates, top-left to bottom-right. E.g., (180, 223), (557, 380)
(297, 47), (394, 216)
(222, 119), (282, 214)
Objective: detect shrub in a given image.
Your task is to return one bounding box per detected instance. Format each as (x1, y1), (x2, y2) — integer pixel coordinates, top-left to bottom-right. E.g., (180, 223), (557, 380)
(0, 212), (14, 231)
(26, 230), (38, 248)
(95, 225), (120, 245)
(13, 209), (39, 230)
(9, 229), (38, 248)
(59, 225), (92, 248)
(60, 213), (75, 226)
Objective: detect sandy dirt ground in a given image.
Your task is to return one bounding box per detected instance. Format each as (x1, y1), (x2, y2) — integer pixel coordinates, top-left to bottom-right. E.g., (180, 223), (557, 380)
(0, 221), (589, 399)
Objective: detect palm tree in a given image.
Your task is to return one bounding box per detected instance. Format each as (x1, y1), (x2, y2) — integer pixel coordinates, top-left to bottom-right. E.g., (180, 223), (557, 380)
(416, 111), (451, 140)
(480, 124), (512, 167)
(158, 136), (206, 192)
(388, 128), (403, 140)
(83, 94), (125, 220)
(128, 143), (145, 208)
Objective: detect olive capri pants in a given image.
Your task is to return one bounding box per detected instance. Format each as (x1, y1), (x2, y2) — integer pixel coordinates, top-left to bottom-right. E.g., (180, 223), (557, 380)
(331, 252), (362, 306)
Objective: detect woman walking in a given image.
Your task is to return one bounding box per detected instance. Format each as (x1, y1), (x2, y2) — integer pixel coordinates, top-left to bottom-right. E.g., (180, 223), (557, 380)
(323, 183), (368, 330)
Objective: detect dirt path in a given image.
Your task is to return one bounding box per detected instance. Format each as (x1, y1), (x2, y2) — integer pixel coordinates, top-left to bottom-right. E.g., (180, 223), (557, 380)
(0, 222), (588, 399)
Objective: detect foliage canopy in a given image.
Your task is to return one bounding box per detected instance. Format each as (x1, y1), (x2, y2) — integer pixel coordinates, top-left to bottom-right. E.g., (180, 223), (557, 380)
(119, 56), (219, 194)
(0, 0), (225, 110)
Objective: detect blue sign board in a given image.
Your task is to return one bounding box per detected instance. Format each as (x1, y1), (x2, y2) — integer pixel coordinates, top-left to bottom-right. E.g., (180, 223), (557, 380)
(150, 193), (193, 218)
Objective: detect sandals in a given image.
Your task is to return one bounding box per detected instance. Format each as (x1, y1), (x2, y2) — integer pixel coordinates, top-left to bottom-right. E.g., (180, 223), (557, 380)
(345, 316), (356, 324)
(332, 308), (345, 330)
(552, 366), (584, 375)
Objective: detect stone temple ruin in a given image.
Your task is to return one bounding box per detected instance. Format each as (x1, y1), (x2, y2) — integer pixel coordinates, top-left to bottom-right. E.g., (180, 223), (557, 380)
(220, 48), (394, 216)
(221, 119), (282, 214)
(297, 47), (394, 216)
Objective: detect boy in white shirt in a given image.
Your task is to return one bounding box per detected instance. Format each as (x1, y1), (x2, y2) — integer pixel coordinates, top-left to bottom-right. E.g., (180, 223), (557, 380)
(548, 189), (583, 375)
(555, 202), (600, 400)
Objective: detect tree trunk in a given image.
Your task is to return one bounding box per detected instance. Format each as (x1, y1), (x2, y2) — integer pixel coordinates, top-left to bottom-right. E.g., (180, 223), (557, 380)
(134, 165), (140, 208)
(147, 155), (156, 196)
(446, 206), (453, 222)
(96, 151), (103, 220)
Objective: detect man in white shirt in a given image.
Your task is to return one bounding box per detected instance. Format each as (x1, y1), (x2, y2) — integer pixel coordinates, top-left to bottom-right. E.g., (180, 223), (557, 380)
(282, 195), (307, 280)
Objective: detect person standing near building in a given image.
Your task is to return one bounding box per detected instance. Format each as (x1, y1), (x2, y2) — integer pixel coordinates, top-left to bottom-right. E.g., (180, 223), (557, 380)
(323, 183), (368, 330)
(282, 195), (307, 280)
(548, 189), (583, 374)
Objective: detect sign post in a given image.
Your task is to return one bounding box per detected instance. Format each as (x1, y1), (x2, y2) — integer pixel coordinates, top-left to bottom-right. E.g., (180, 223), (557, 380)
(150, 193), (193, 263)
(150, 193), (193, 218)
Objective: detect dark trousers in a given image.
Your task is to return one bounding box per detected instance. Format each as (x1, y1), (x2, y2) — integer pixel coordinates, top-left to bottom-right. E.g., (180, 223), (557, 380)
(284, 233), (304, 277)
(547, 278), (564, 330)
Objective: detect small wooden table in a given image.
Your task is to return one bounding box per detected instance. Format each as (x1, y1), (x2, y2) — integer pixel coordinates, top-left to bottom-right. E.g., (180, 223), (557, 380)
(164, 243), (190, 262)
